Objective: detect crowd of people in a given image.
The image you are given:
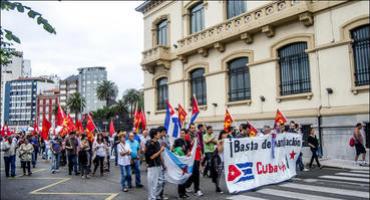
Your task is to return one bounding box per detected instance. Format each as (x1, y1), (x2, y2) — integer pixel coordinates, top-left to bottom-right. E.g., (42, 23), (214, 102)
(1, 121), (368, 200)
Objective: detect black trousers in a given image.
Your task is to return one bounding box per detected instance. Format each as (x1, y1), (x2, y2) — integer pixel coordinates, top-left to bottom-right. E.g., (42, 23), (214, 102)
(178, 183), (186, 196)
(185, 160), (200, 191)
(21, 161), (31, 175)
(93, 156), (104, 175)
(309, 148), (321, 168)
(202, 152), (213, 176)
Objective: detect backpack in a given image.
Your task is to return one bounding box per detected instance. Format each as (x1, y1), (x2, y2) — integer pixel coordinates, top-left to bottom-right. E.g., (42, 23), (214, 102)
(349, 137), (355, 147)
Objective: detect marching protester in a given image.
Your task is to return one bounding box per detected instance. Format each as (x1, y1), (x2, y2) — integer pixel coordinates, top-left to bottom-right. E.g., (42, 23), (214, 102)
(140, 128), (150, 161)
(173, 129), (190, 199)
(118, 132), (131, 192)
(202, 126), (216, 177)
(30, 134), (39, 168)
(50, 135), (62, 173)
(113, 131), (120, 166)
(263, 125), (272, 135)
(93, 133), (108, 176)
(65, 131), (79, 176)
(19, 135), (34, 176)
(211, 130), (228, 194)
(236, 123), (248, 138)
(79, 134), (90, 179)
(308, 128), (322, 169)
(127, 132), (143, 188)
(185, 123), (204, 197)
(102, 132), (111, 172)
(353, 123), (367, 166)
(1, 135), (17, 177)
(145, 128), (165, 200)
(156, 126), (169, 200)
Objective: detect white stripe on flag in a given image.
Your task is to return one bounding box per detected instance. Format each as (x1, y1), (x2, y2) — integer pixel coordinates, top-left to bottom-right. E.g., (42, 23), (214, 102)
(335, 172), (369, 178)
(280, 183), (369, 199)
(226, 195), (267, 200)
(319, 175), (370, 183)
(256, 188), (343, 200)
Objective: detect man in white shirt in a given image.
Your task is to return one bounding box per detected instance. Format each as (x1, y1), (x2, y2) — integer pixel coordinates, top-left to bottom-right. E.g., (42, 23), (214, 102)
(117, 134), (131, 192)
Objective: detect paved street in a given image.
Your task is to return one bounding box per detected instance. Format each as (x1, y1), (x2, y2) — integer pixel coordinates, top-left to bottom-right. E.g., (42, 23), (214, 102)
(1, 158), (369, 200)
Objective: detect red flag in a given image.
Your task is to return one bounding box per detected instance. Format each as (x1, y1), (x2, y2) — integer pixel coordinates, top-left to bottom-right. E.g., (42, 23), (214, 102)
(1, 124), (10, 137)
(133, 108), (142, 133)
(177, 104), (187, 128)
(224, 109), (233, 132)
(85, 114), (96, 142)
(67, 114), (76, 133)
(56, 104), (66, 126)
(75, 119), (84, 134)
(247, 121), (258, 137)
(33, 119), (39, 136)
(41, 116), (51, 141)
(141, 111), (147, 131)
(109, 119), (115, 137)
(274, 109), (287, 127)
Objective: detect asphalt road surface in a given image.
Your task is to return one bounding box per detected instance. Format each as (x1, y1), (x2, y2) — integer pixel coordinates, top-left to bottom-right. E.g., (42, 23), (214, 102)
(1, 158), (369, 200)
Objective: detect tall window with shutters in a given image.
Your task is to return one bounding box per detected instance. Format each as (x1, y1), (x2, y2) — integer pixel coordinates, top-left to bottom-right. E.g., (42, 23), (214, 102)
(228, 57), (251, 101)
(351, 25), (370, 86)
(157, 20), (168, 46)
(190, 2), (204, 34)
(156, 78), (168, 110)
(278, 42), (311, 96)
(190, 68), (206, 105)
(226, 0), (246, 19)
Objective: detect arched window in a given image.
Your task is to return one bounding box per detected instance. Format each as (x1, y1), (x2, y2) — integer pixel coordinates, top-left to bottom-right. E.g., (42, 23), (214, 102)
(278, 42), (311, 95)
(190, 2), (204, 34)
(228, 57), (251, 101)
(157, 20), (168, 46)
(157, 78), (168, 110)
(226, 0), (246, 19)
(351, 25), (370, 86)
(190, 68), (206, 105)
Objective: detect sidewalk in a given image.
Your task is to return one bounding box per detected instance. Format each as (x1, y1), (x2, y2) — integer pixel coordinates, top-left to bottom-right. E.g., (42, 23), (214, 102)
(320, 158), (370, 170)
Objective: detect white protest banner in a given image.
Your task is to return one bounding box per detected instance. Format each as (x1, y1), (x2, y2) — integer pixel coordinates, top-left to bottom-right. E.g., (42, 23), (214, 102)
(224, 133), (302, 193)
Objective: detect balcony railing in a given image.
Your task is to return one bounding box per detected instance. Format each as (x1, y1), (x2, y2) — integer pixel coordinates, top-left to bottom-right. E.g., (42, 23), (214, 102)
(141, 45), (172, 73)
(176, 0), (346, 58)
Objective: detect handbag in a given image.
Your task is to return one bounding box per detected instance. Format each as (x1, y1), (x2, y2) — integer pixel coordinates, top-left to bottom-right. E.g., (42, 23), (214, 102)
(349, 137), (355, 147)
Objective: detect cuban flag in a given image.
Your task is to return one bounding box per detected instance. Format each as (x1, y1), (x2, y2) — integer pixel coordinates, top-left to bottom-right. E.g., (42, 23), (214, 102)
(162, 140), (197, 184)
(164, 101), (181, 145)
(227, 162), (255, 183)
(187, 95), (200, 128)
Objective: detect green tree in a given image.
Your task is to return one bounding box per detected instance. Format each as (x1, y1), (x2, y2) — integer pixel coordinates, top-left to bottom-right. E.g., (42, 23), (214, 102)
(122, 88), (143, 118)
(1, 0), (56, 65)
(96, 80), (118, 107)
(66, 92), (86, 121)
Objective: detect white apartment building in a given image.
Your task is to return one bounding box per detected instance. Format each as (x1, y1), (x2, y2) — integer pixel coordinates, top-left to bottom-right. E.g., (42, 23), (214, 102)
(136, 1), (369, 161)
(1, 52), (32, 125)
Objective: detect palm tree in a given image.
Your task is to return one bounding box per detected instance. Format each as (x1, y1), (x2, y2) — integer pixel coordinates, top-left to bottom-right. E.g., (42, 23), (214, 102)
(66, 92), (86, 121)
(96, 80), (118, 107)
(122, 89), (143, 118)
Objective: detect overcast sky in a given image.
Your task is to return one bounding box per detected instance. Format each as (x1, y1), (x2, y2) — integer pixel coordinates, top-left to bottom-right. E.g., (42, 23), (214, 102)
(1, 1), (144, 97)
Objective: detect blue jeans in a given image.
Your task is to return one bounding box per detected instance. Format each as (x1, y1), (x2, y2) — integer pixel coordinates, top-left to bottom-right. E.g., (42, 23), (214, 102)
(51, 153), (61, 171)
(131, 159), (141, 186)
(296, 152), (304, 171)
(32, 149), (38, 167)
(119, 165), (131, 189)
(3, 155), (16, 177)
(68, 154), (78, 174)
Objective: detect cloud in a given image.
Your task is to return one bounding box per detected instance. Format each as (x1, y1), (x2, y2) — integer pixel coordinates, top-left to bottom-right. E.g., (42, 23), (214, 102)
(1, 1), (144, 97)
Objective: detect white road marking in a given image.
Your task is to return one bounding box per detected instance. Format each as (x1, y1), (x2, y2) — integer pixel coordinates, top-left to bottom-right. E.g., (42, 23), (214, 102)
(256, 188), (343, 200)
(350, 170), (369, 174)
(227, 195), (267, 200)
(280, 182), (369, 198)
(336, 172), (369, 178)
(319, 175), (369, 183)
